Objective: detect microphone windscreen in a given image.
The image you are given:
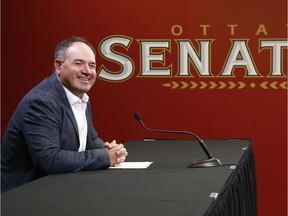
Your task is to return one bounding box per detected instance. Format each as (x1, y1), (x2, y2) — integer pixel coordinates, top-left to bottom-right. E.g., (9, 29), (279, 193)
(134, 112), (142, 121)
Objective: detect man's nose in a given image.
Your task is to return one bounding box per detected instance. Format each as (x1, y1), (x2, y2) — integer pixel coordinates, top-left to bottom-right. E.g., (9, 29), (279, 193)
(82, 64), (92, 74)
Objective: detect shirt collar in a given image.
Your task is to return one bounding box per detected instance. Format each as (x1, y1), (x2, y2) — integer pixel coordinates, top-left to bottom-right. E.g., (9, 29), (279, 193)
(62, 85), (89, 105)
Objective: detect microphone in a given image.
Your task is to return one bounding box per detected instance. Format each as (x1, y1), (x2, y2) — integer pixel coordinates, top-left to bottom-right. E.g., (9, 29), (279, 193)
(134, 112), (222, 168)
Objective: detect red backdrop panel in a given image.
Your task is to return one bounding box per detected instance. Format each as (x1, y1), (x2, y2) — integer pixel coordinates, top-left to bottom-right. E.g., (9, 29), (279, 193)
(1, 1), (287, 215)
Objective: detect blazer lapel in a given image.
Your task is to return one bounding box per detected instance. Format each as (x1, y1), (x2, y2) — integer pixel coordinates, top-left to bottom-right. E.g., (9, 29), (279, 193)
(65, 107), (79, 137)
(49, 73), (80, 138)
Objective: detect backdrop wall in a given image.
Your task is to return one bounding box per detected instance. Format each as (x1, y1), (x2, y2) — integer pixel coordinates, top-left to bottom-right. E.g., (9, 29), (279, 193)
(1, 1), (287, 215)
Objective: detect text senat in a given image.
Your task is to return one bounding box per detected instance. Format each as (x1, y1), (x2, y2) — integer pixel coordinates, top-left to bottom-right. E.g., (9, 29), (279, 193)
(97, 36), (288, 82)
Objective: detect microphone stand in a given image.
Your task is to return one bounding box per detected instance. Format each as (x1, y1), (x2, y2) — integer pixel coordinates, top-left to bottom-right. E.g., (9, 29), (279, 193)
(134, 112), (222, 168)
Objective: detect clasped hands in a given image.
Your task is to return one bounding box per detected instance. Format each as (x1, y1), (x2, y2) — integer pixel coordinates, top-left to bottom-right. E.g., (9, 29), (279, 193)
(104, 140), (128, 167)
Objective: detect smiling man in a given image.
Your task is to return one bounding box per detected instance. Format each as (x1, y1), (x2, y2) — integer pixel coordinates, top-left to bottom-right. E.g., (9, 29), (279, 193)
(1, 36), (128, 192)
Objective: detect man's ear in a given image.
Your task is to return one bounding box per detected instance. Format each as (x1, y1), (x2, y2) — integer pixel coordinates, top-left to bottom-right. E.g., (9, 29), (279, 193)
(54, 59), (62, 76)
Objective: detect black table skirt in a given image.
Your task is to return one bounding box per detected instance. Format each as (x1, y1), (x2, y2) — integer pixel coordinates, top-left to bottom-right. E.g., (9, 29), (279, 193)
(206, 144), (257, 215)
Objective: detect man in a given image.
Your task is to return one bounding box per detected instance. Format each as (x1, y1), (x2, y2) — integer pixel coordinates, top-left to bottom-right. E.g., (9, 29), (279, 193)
(1, 36), (128, 192)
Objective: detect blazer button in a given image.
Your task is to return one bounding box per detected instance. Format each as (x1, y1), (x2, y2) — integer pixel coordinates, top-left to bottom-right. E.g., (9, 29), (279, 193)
(74, 148), (79, 151)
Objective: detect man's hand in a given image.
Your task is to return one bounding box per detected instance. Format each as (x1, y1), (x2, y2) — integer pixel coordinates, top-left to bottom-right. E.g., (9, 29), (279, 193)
(104, 140), (128, 167)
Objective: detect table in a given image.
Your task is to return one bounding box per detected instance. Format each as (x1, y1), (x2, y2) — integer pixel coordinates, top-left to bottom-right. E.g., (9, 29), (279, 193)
(1, 139), (257, 216)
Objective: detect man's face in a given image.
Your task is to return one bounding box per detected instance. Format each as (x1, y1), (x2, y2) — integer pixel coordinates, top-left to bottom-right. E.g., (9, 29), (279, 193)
(55, 42), (96, 98)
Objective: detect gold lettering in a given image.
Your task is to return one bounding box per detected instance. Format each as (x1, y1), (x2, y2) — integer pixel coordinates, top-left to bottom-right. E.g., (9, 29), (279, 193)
(227, 24), (238, 36)
(171, 25), (183, 36)
(199, 25), (210, 36)
(256, 24), (268, 35)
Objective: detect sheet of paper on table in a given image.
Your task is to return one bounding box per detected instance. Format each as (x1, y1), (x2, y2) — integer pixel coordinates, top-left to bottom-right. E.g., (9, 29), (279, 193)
(109, 162), (154, 169)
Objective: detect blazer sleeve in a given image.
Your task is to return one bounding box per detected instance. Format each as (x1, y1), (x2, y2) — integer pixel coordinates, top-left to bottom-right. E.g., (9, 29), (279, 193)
(23, 96), (110, 174)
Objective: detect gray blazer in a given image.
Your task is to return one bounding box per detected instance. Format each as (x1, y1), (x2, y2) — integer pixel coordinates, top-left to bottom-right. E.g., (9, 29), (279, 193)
(1, 73), (110, 192)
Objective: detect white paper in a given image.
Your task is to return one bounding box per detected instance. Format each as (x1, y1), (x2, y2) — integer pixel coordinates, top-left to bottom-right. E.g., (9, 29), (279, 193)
(109, 162), (153, 169)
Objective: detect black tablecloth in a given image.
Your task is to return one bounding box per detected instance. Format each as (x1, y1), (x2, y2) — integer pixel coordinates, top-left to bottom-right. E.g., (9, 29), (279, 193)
(1, 139), (257, 216)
